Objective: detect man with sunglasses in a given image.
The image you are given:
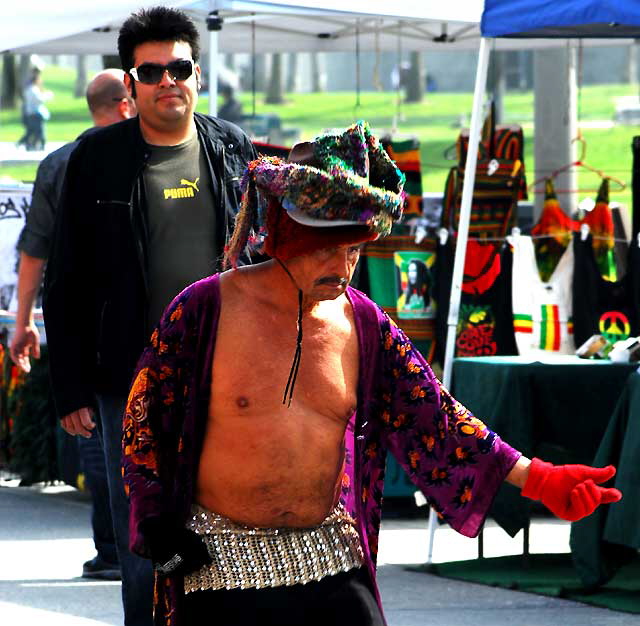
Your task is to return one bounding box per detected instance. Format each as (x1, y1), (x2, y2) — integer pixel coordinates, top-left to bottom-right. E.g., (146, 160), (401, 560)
(43, 7), (256, 626)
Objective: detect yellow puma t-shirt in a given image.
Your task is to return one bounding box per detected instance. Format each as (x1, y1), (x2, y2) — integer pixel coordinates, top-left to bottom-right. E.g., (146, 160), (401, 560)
(144, 133), (217, 329)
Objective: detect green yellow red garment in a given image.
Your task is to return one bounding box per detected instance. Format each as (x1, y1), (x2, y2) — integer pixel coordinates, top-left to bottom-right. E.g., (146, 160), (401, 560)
(531, 179), (577, 282)
(581, 178), (616, 281)
(382, 137), (423, 218)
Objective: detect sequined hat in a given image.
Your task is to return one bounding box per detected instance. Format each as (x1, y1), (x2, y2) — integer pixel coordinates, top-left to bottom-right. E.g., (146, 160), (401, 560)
(224, 121), (405, 267)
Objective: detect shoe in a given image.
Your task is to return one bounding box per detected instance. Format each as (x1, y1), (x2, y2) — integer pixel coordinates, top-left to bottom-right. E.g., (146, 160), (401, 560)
(82, 556), (121, 581)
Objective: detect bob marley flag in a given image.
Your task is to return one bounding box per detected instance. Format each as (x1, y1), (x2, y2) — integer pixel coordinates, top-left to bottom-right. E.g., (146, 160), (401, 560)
(394, 250), (435, 320)
(360, 235), (437, 362)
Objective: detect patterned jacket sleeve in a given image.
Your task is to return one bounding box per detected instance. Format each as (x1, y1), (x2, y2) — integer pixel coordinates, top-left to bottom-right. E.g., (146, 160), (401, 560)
(378, 312), (521, 537)
(122, 291), (191, 557)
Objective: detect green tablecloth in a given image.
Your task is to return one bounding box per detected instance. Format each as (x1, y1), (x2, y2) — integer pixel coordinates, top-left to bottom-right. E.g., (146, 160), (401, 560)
(570, 369), (640, 587)
(451, 355), (636, 536)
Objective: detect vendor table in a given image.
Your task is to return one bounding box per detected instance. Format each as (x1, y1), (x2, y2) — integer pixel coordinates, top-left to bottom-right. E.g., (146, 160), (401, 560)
(451, 355), (636, 536)
(570, 369), (640, 587)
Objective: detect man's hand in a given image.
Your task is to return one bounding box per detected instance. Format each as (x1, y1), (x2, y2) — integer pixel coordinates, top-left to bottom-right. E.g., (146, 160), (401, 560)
(141, 515), (212, 578)
(9, 324), (41, 373)
(521, 458), (622, 522)
(61, 407), (96, 438)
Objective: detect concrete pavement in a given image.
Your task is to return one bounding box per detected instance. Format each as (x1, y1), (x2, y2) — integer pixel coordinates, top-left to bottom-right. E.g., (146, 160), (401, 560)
(0, 476), (637, 626)
(0, 141), (66, 165)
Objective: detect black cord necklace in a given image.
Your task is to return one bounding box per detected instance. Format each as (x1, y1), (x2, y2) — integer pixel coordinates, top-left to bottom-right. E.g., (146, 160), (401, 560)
(276, 260), (303, 407)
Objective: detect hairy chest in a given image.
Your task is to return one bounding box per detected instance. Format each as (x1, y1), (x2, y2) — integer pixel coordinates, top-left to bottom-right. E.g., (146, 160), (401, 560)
(211, 304), (359, 419)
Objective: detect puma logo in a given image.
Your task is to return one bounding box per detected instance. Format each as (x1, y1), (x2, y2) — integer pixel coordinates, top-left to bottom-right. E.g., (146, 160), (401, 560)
(164, 177), (200, 199)
(180, 177), (199, 192)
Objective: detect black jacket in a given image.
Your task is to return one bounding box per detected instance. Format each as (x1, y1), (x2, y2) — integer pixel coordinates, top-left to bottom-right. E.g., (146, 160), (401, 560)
(17, 127), (97, 259)
(44, 113), (256, 418)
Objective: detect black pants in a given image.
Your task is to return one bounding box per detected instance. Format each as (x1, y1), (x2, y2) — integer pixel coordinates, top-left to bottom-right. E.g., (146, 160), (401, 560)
(183, 567), (384, 626)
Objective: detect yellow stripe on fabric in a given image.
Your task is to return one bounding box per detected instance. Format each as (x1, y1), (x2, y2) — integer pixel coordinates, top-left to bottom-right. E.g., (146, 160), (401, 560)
(540, 304), (560, 351)
(514, 313), (533, 334)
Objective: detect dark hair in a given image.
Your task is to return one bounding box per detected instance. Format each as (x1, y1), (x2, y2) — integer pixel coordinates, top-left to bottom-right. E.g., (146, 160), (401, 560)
(404, 258), (431, 301)
(118, 6), (201, 71)
(29, 67), (42, 84)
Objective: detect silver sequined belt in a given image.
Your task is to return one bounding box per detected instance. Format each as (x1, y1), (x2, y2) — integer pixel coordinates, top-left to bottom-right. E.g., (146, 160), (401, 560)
(184, 502), (364, 594)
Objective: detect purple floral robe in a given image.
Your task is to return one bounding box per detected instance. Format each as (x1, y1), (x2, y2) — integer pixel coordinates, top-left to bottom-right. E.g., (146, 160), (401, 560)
(122, 273), (521, 626)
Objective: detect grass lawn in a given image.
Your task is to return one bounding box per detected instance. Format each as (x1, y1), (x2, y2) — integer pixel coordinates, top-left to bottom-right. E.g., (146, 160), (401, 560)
(2, 65), (639, 208)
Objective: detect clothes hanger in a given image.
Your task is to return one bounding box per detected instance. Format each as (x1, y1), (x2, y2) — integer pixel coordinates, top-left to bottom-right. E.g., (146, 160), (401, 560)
(528, 133), (626, 194)
(530, 43), (624, 195)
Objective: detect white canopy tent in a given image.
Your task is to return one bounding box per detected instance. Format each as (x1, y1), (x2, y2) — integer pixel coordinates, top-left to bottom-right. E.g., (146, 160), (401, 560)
(3, 0), (483, 115)
(4, 1), (482, 54)
(6, 0), (633, 54)
(5, 1), (634, 113)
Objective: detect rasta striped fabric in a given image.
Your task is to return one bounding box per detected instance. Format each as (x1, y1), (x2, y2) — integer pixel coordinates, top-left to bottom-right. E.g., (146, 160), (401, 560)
(382, 137), (423, 218)
(513, 314), (533, 334)
(511, 234), (575, 356)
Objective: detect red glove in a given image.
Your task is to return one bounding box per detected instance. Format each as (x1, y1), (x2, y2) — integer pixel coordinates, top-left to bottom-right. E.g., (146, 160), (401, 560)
(521, 458), (622, 522)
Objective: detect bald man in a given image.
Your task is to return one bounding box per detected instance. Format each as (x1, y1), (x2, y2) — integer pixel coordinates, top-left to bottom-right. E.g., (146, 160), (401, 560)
(12, 70), (135, 370)
(10, 69), (136, 580)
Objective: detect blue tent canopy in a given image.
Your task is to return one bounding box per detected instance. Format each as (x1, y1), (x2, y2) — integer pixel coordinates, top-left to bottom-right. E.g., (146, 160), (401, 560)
(481, 0), (640, 38)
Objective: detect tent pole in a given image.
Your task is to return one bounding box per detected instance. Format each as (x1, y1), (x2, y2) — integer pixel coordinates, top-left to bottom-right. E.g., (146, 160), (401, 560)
(208, 30), (219, 116)
(426, 37), (491, 564)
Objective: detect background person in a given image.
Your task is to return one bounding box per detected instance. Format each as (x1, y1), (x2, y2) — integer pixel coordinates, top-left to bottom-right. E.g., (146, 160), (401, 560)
(17, 68), (53, 151)
(11, 69), (136, 581)
(43, 7), (256, 625)
(217, 84), (244, 126)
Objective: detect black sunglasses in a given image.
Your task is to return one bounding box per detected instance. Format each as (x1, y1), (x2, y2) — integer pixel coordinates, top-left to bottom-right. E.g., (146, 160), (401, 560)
(128, 59), (194, 84)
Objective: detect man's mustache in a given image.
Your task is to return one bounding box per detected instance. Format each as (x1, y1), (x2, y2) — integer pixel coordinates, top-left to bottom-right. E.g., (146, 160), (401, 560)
(315, 275), (348, 287)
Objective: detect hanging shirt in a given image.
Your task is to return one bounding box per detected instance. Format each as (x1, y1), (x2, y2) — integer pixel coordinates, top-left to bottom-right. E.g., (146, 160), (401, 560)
(572, 233), (640, 348)
(381, 137), (423, 218)
(434, 238), (517, 362)
(580, 179), (616, 281)
(510, 234), (575, 356)
(530, 179), (576, 283)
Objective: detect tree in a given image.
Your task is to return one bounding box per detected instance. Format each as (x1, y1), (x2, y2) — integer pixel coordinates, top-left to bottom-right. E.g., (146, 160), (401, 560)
(265, 53), (284, 104)
(627, 42), (639, 86)
(74, 55), (88, 98)
(286, 53), (298, 93)
(404, 51), (423, 103)
(1, 53), (19, 110)
(242, 54), (266, 93)
(19, 55), (31, 86)
(311, 52), (325, 93)
(102, 55), (121, 70)
(487, 51), (506, 124)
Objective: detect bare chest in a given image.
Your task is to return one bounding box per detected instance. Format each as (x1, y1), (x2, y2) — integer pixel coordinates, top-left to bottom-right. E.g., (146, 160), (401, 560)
(210, 299), (359, 419)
